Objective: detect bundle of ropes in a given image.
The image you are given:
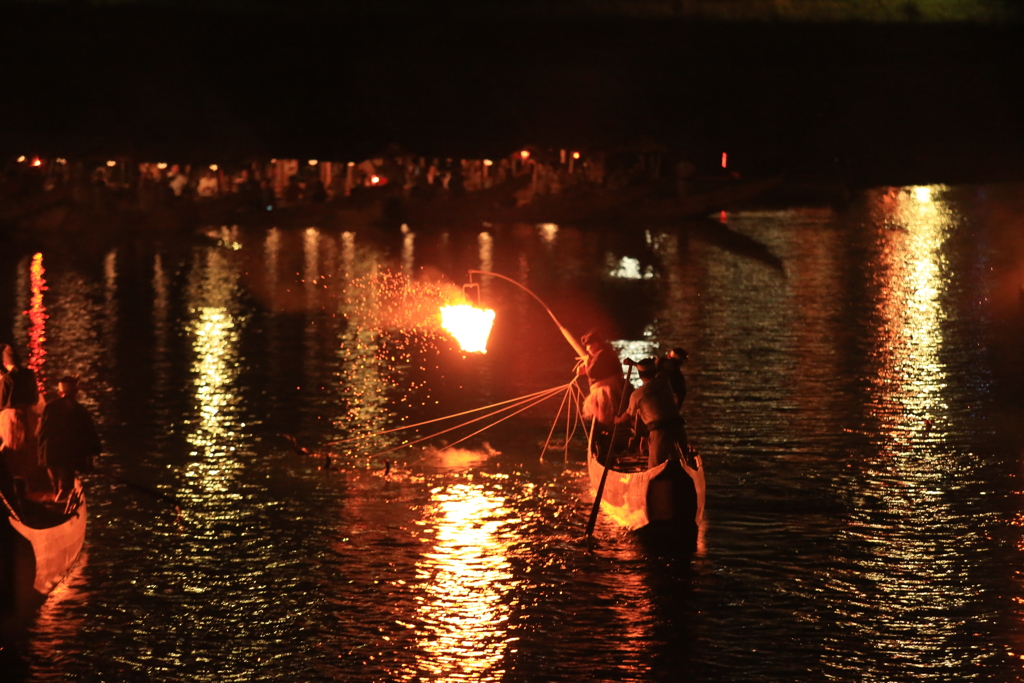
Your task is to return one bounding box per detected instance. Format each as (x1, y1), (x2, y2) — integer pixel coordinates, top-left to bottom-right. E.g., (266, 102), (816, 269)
(326, 380), (591, 462)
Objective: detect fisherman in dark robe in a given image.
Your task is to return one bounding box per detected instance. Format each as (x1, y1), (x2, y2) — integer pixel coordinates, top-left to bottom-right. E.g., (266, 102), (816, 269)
(579, 329), (626, 461)
(0, 344), (38, 414)
(657, 346), (690, 451)
(658, 347), (688, 408)
(0, 343), (40, 481)
(37, 376), (101, 501)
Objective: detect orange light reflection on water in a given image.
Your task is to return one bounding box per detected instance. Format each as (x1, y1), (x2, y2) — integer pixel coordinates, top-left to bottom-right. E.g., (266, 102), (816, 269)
(826, 185), (970, 677)
(184, 233), (247, 497)
(402, 483), (517, 682)
(26, 253), (48, 391)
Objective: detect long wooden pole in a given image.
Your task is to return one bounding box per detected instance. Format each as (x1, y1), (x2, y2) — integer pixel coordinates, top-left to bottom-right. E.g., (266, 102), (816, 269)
(585, 362), (634, 537)
(467, 270), (587, 358)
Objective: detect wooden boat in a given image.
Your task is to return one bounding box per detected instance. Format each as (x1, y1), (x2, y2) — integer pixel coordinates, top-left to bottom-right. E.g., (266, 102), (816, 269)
(1, 482), (87, 638)
(588, 448), (705, 532)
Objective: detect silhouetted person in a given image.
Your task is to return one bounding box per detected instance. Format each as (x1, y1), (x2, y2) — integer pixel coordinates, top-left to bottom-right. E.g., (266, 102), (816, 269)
(38, 376), (101, 501)
(580, 329), (626, 460)
(618, 358), (685, 469)
(657, 347), (690, 453)
(0, 344), (39, 482)
(658, 347), (688, 409)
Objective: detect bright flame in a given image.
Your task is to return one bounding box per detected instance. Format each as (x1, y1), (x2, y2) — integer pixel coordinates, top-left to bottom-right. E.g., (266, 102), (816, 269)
(440, 305), (495, 354)
(308, 159), (318, 166)
(519, 150), (530, 160)
(157, 162), (168, 170)
(209, 164), (219, 171)
(370, 175), (380, 184)
(31, 157), (42, 167)
(106, 160), (116, 167)
(572, 151), (580, 159)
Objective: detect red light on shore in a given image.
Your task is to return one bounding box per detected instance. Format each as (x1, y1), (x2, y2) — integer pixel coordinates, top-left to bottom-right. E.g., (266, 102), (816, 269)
(721, 152), (728, 168)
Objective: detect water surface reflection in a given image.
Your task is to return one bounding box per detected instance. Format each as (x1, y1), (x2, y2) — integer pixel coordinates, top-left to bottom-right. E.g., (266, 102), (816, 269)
(5, 184), (1024, 682)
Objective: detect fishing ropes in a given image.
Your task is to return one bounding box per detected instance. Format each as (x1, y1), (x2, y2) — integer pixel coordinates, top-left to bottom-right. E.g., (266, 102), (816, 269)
(328, 382), (573, 461)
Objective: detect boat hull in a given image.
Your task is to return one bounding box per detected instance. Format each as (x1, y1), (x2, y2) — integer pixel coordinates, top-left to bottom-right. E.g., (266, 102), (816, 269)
(588, 454), (705, 532)
(1, 488), (86, 640)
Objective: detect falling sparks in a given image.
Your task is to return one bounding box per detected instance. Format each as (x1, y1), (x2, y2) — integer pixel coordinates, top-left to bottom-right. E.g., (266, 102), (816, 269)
(440, 305), (495, 354)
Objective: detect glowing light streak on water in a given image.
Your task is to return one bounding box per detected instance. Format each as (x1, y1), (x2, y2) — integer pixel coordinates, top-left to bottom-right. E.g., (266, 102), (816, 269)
(404, 483), (516, 682)
(26, 252), (48, 390)
(304, 227), (321, 311)
(103, 250), (119, 352)
(402, 224), (416, 277)
(478, 231), (493, 274)
(264, 227), (281, 311)
(341, 231), (356, 276)
(184, 248), (246, 496)
(825, 185), (973, 679)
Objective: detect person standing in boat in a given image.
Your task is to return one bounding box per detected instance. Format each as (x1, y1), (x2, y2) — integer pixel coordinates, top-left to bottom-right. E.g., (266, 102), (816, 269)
(37, 376), (101, 502)
(0, 343), (40, 482)
(657, 346), (690, 449)
(579, 329), (626, 460)
(618, 358), (685, 469)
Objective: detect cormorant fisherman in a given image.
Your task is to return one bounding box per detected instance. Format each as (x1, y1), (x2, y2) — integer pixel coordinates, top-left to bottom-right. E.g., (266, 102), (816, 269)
(618, 358), (687, 470)
(38, 376), (102, 502)
(0, 343), (40, 486)
(579, 329), (627, 460)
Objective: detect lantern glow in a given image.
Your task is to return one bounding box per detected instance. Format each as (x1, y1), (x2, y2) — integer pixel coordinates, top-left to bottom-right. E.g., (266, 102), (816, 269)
(440, 305), (495, 354)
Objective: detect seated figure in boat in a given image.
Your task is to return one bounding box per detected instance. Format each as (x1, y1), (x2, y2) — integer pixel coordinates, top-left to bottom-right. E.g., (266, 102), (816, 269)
(38, 376), (101, 502)
(618, 358), (685, 470)
(579, 329), (627, 460)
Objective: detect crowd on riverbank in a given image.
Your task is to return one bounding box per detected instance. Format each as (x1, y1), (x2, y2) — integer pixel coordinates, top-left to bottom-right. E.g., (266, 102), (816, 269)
(1, 145), (707, 217)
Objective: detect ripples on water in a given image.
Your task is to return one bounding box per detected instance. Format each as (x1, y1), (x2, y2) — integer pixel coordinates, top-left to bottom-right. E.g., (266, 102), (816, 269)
(4, 185), (1024, 681)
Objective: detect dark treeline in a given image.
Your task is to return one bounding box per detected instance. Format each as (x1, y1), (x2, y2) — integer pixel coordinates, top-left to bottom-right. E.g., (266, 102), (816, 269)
(3, 5), (1024, 186)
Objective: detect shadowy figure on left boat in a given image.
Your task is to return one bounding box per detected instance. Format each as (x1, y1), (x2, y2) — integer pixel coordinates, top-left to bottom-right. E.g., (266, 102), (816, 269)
(0, 343), (40, 493)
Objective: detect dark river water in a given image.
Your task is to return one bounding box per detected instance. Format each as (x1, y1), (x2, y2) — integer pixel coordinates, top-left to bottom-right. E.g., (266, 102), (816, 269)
(4, 183), (1024, 681)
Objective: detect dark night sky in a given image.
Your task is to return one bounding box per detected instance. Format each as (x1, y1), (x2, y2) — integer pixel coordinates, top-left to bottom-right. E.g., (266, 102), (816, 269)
(3, 1), (1023, 184)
